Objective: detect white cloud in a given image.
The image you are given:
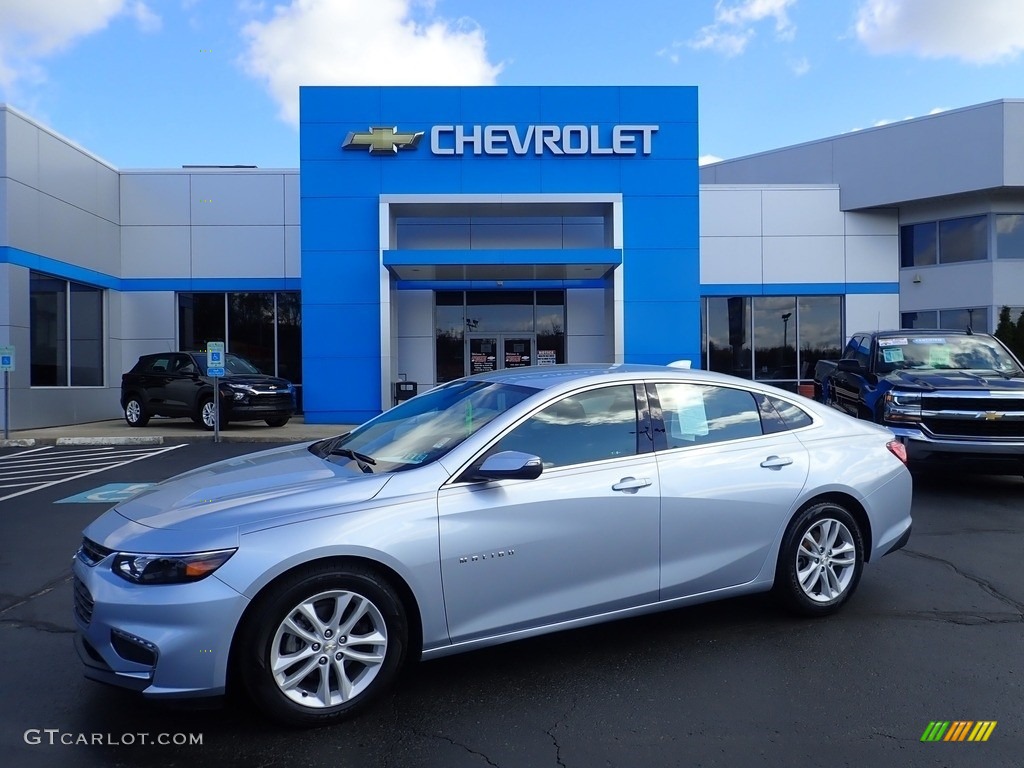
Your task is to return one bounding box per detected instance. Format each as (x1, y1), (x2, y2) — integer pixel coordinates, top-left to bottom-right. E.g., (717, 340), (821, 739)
(686, 0), (797, 57)
(0, 0), (161, 92)
(699, 154), (724, 166)
(240, 0), (502, 126)
(789, 55), (810, 75)
(855, 0), (1024, 63)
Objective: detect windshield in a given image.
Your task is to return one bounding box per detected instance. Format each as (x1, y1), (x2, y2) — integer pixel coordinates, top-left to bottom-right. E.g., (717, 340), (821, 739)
(875, 335), (1022, 374)
(317, 379), (538, 473)
(192, 353), (263, 376)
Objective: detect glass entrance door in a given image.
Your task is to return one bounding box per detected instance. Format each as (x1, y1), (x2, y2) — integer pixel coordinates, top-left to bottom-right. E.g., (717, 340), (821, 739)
(467, 334), (535, 375)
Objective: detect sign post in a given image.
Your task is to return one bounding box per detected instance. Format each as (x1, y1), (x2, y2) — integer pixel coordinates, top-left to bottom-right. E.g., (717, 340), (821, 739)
(206, 342), (225, 444)
(0, 346), (14, 441)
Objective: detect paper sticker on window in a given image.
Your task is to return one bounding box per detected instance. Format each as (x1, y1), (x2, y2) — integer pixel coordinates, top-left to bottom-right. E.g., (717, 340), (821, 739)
(664, 388), (709, 441)
(878, 338), (907, 347)
(911, 337), (946, 345)
(882, 348), (904, 363)
(928, 345), (952, 366)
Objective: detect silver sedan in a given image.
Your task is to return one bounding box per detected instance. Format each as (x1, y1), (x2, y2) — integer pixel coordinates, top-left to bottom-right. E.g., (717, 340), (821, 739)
(73, 364), (912, 726)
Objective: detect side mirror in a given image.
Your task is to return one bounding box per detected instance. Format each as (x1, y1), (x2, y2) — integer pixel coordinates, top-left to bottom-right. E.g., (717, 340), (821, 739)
(467, 450), (543, 482)
(836, 359), (864, 373)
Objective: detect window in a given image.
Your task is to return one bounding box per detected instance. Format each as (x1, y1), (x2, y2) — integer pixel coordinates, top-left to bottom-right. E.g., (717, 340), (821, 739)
(493, 385), (640, 468)
(900, 223), (936, 268)
(177, 291), (300, 383)
(939, 216), (987, 264)
(30, 272), (103, 387)
(901, 216), (989, 267)
(901, 311), (937, 330)
(757, 394), (813, 434)
(702, 296), (842, 389)
(842, 335), (871, 367)
(996, 214), (1024, 259)
(939, 307), (989, 333)
(655, 383), (762, 449)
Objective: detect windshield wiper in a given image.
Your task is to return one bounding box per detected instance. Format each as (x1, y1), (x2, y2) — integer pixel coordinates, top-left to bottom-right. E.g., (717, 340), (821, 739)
(329, 447), (377, 474)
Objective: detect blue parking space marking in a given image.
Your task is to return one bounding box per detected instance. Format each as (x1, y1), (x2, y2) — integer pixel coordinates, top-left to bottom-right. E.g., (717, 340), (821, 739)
(56, 483), (156, 504)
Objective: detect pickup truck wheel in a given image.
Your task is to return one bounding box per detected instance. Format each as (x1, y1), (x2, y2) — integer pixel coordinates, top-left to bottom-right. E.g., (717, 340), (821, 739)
(124, 397), (149, 427)
(265, 416), (290, 427)
(199, 398), (228, 431)
(774, 501), (864, 617)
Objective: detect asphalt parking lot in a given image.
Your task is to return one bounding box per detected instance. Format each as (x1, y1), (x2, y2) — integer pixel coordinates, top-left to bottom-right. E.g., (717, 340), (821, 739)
(0, 442), (1021, 768)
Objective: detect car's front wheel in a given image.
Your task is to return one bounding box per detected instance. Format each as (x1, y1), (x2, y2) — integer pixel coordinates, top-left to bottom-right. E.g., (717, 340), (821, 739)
(123, 396), (149, 427)
(774, 501), (864, 616)
(265, 416), (290, 427)
(198, 398), (227, 430)
(237, 564), (407, 727)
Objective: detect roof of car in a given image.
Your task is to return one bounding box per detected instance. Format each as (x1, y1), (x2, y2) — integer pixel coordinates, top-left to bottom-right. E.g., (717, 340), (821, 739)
(461, 363), (760, 393)
(859, 329), (981, 338)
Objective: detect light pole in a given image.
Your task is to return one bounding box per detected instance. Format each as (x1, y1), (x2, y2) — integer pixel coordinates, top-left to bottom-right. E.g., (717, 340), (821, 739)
(781, 312), (792, 351)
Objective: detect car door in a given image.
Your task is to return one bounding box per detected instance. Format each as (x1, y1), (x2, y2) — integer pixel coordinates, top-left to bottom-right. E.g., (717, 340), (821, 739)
(437, 383), (661, 644)
(135, 354), (178, 415)
(650, 381), (810, 600)
(831, 335), (870, 416)
(162, 354), (201, 415)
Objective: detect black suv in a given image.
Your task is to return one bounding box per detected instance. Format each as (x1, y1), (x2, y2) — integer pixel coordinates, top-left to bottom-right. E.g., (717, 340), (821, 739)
(121, 351), (296, 430)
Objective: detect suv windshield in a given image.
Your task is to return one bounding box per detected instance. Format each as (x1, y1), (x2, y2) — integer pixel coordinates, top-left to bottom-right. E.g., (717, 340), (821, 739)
(191, 353), (263, 376)
(876, 335), (1023, 374)
(316, 379), (538, 473)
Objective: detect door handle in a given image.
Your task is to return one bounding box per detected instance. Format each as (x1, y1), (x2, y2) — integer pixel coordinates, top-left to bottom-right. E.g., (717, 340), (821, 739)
(612, 477), (652, 493)
(760, 456), (793, 469)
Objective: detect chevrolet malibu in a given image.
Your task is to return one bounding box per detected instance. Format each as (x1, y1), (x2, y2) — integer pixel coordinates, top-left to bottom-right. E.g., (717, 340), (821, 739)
(74, 364), (912, 726)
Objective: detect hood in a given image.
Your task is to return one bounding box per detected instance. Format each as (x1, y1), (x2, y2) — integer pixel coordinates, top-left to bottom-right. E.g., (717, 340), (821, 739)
(212, 374), (292, 389)
(881, 369), (1024, 391)
(111, 444), (390, 532)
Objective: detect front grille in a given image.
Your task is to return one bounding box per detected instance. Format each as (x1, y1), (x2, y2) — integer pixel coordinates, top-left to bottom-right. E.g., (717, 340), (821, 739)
(77, 538), (113, 566)
(250, 393), (294, 408)
(923, 418), (1024, 439)
(73, 577), (95, 627)
(922, 396), (1024, 412)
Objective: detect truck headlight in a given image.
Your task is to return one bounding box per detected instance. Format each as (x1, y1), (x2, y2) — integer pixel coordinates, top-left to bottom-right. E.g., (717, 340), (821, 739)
(112, 549), (236, 584)
(883, 391), (922, 423)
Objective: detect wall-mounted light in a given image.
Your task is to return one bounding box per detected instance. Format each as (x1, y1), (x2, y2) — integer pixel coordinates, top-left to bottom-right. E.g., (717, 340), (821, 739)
(912, 274), (922, 284)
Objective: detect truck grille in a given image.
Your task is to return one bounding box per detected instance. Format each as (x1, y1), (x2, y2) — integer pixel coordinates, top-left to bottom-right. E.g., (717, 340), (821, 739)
(73, 577), (95, 627)
(921, 395), (1024, 440)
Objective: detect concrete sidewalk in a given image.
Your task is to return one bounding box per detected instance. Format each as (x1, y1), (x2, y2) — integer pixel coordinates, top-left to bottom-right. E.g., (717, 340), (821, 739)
(0, 416), (355, 447)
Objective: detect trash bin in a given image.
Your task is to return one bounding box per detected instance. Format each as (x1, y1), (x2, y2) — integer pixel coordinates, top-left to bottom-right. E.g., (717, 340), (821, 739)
(393, 381), (418, 405)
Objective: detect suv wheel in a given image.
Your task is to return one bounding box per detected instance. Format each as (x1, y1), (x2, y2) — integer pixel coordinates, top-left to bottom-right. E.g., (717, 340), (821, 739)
(265, 416), (290, 427)
(199, 398), (228, 431)
(124, 397), (149, 427)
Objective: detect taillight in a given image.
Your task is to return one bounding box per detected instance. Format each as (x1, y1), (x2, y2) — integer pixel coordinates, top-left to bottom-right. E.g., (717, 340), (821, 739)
(886, 439), (908, 465)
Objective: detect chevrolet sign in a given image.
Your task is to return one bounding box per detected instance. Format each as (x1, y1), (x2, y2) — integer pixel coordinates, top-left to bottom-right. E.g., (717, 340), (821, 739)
(342, 127), (424, 154)
(431, 124), (658, 156)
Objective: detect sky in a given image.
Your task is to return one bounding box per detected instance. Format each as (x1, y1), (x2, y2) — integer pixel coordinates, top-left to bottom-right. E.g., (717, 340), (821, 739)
(2, 0), (1024, 169)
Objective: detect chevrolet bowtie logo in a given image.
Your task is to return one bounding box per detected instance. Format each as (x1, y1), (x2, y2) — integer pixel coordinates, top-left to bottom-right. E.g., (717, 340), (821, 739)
(342, 126), (423, 155)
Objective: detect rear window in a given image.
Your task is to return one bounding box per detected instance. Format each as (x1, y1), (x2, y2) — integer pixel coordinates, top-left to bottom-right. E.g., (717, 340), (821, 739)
(757, 394), (813, 433)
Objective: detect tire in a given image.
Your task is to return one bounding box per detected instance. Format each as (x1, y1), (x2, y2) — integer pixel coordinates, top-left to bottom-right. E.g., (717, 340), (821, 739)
(265, 416), (290, 428)
(237, 564), (407, 727)
(123, 396), (150, 427)
(774, 501), (865, 617)
(198, 398), (228, 431)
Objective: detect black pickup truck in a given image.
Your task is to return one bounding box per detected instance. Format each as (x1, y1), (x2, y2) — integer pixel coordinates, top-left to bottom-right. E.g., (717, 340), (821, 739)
(814, 330), (1024, 472)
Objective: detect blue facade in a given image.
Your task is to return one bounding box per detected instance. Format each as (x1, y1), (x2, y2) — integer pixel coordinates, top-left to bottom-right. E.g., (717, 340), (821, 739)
(299, 86), (699, 423)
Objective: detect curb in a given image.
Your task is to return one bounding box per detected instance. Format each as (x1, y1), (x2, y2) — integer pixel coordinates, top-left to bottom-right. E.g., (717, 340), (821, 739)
(57, 437), (165, 446)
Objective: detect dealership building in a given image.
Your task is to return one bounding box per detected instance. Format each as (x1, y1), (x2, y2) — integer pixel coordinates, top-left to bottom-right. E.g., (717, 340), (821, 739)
(2, 87), (1023, 429)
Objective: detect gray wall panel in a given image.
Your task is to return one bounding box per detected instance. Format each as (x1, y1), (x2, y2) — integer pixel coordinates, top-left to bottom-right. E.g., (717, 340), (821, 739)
(190, 173), (285, 226)
(2, 110), (40, 187)
(121, 173), (191, 225)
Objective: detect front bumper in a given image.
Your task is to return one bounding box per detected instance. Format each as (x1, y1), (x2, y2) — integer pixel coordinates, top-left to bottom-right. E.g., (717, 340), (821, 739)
(72, 555), (249, 699)
(888, 426), (1024, 466)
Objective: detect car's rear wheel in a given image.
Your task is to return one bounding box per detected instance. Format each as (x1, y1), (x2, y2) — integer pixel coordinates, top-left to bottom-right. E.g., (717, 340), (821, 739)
(237, 565), (407, 727)
(123, 397), (149, 427)
(265, 416), (290, 427)
(199, 398), (227, 430)
(774, 501), (864, 616)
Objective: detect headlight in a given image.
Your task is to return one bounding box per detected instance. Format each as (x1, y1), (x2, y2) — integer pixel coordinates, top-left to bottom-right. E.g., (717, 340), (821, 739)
(883, 390), (922, 423)
(112, 549), (236, 585)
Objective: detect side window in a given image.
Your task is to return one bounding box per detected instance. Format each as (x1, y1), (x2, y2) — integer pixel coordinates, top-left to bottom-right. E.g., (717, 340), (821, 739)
(756, 394), (813, 433)
(843, 335), (870, 367)
(657, 383), (762, 448)
(493, 384), (639, 468)
(144, 356), (174, 373)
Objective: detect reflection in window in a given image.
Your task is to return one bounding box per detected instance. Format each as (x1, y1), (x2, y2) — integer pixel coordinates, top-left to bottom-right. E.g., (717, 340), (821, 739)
(939, 307), (989, 333)
(702, 295), (842, 388)
(177, 292), (302, 388)
(939, 215), (987, 264)
(657, 383), (762, 448)
(995, 214), (1024, 259)
(901, 311), (938, 330)
(494, 385), (638, 468)
(900, 223), (936, 268)
(30, 272), (103, 387)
